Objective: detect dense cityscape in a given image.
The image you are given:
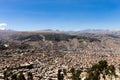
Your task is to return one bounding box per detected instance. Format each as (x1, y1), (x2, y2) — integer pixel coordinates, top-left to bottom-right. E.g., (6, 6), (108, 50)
(0, 30), (120, 80)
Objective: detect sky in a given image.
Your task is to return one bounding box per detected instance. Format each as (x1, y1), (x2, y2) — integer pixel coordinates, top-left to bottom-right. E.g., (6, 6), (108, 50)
(0, 0), (120, 31)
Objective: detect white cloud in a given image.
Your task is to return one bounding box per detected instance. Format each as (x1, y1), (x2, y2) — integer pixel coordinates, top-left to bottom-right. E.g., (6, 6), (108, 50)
(0, 23), (7, 30)
(0, 23), (7, 27)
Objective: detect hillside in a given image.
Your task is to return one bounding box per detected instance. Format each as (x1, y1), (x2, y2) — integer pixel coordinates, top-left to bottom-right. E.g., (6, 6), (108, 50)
(0, 30), (120, 80)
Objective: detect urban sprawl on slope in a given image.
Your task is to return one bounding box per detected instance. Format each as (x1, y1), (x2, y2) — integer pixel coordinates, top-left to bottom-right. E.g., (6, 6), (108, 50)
(0, 32), (120, 80)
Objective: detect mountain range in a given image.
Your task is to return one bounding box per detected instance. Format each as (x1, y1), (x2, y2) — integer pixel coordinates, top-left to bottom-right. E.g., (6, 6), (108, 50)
(0, 29), (120, 42)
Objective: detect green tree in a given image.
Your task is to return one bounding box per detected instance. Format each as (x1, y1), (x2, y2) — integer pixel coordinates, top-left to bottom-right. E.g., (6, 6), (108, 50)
(70, 68), (76, 80)
(0, 44), (7, 50)
(57, 69), (64, 80)
(98, 60), (108, 73)
(18, 72), (26, 80)
(3, 70), (13, 79)
(86, 69), (100, 80)
(75, 70), (82, 80)
(11, 74), (17, 80)
(86, 60), (109, 80)
(70, 68), (81, 80)
(106, 65), (116, 80)
(63, 69), (67, 75)
(4, 77), (9, 80)
(27, 72), (33, 80)
(3, 70), (7, 79)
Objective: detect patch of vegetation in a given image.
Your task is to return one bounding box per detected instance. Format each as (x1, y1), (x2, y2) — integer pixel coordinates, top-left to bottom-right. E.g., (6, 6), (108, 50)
(0, 44), (7, 50)
(17, 34), (43, 41)
(85, 60), (116, 80)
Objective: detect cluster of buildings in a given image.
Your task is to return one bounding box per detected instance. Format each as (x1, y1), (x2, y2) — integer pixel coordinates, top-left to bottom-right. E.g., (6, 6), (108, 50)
(0, 38), (120, 80)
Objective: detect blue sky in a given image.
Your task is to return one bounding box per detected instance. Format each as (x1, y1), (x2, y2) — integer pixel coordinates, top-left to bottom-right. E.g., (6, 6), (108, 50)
(0, 0), (120, 31)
